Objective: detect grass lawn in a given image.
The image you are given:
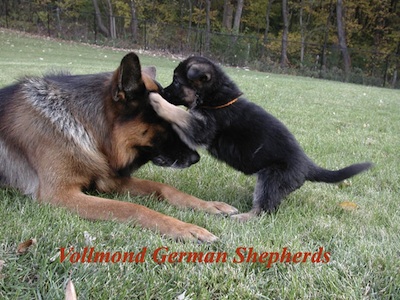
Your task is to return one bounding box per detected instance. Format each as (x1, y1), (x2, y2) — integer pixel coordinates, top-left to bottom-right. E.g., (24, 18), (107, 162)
(0, 29), (399, 299)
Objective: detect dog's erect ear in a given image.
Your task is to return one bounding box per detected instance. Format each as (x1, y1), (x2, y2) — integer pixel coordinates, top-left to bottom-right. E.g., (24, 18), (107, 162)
(112, 52), (144, 102)
(142, 66), (161, 92)
(187, 63), (212, 82)
(142, 66), (156, 80)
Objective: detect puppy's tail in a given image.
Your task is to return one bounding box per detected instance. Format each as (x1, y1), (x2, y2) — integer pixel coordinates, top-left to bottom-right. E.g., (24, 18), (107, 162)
(307, 162), (373, 183)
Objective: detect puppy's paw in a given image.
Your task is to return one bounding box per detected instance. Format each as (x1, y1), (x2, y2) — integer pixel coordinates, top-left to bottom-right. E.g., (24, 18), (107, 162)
(149, 92), (166, 114)
(149, 93), (181, 121)
(204, 201), (238, 215)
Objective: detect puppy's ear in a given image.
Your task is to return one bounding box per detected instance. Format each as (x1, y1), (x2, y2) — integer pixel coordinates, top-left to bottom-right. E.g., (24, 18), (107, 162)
(187, 63), (212, 82)
(112, 52), (145, 102)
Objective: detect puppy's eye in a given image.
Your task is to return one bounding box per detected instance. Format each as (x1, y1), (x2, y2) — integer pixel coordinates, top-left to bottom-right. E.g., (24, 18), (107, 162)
(173, 77), (180, 87)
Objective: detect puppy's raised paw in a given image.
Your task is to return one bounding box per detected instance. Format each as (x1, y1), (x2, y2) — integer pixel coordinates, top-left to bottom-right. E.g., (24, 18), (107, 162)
(149, 93), (183, 122)
(149, 93), (167, 114)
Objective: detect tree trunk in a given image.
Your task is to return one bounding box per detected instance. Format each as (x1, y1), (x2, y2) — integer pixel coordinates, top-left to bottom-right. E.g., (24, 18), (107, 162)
(55, 6), (62, 35)
(261, 0), (274, 58)
(205, 0), (211, 52)
(222, 0), (233, 30)
(129, 0), (138, 42)
(232, 0), (244, 34)
(392, 69), (398, 88)
(391, 41), (400, 88)
(92, 0), (109, 37)
(280, 0), (289, 68)
(336, 0), (351, 81)
(299, 0), (305, 66)
(320, 0), (334, 72)
(187, 0), (193, 43)
(106, 0), (116, 39)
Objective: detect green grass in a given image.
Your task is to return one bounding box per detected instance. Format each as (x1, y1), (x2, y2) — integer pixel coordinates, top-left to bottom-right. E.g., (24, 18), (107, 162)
(1, 29), (399, 299)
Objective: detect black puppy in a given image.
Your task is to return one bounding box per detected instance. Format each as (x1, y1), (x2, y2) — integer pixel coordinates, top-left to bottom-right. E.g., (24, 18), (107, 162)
(150, 56), (372, 221)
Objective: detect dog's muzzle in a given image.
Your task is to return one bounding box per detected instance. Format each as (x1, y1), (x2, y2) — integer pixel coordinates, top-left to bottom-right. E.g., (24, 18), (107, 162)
(151, 151), (200, 169)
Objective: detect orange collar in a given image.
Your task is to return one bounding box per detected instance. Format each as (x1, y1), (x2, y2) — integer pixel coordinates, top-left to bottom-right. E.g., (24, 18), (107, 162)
(200, 97), (239, 109)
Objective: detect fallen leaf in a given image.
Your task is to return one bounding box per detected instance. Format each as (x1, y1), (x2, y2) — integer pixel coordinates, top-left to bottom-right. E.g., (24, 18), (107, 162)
(17, 238), (37, 254)
(339, 201), (358, 211)
(65, 279), (78, 300)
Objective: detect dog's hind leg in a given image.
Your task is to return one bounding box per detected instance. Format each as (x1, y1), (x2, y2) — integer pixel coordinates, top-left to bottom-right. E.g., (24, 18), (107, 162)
(231, 170), (276, 221)
(231, 168), (303, 222)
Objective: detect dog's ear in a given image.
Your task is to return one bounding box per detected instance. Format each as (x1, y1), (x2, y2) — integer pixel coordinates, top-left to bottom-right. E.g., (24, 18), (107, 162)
(112, 52), (145, 102)
(142, 66), (161, 92)
(187, 63), (212, 82)
(142, 66), (156, 80)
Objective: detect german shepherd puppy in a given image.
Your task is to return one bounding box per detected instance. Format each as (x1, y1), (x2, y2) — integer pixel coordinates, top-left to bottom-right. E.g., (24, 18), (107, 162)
(0, 53), (237, 242)
(149, 56), (372, 221)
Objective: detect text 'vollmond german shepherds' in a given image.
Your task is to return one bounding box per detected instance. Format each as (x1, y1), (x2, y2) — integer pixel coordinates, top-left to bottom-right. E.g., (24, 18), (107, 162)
(150, 56), (372, 221)
(0, 53), (237, 242)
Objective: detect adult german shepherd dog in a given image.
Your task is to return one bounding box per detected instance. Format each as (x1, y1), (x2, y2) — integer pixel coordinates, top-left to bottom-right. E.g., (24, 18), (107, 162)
(150, 56), (372, 221)
(0, 53), (237, 242)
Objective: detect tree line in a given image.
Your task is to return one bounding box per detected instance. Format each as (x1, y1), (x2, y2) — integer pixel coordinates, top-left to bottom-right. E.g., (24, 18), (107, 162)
(1, 0), (399, 88)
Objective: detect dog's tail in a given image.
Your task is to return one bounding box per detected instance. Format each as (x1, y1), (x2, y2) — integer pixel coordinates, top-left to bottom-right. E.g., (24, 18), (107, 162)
(306, 162), (373, 183)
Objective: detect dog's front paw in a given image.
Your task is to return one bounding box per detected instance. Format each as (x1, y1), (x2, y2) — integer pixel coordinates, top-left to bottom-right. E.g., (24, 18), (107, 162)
(204, 201), (238, 215)
(230, 212), (257, 222)
(166, 220), (218, 243)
